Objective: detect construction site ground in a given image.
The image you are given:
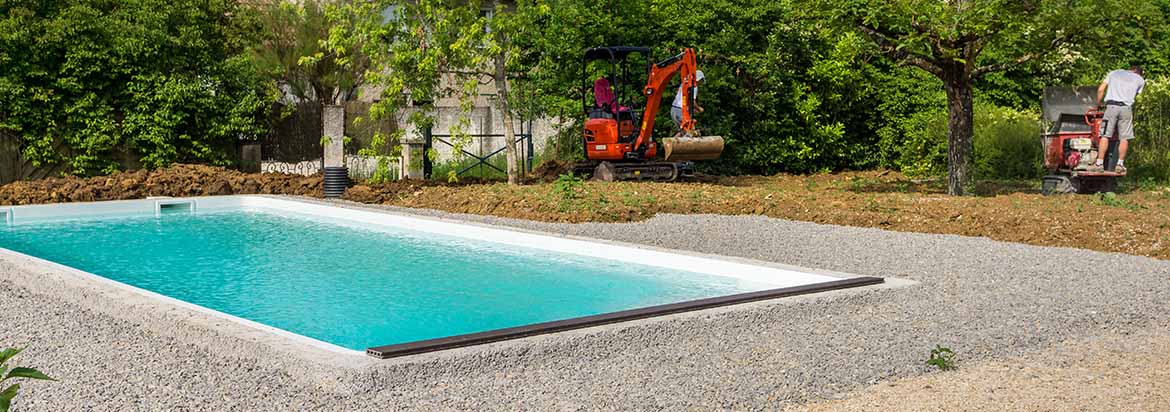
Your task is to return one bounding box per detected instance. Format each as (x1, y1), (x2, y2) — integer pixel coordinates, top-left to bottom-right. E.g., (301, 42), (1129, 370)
(4, 164), (1164, 260)
(4, 165), (1170, 410)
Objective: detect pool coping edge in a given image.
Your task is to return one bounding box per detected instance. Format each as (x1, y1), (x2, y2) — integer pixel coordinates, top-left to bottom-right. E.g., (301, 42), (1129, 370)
(366, 276), (884, 358)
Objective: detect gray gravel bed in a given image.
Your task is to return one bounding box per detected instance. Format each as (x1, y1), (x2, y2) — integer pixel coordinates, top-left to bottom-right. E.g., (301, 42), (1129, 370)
(3, 198), (1169, 411)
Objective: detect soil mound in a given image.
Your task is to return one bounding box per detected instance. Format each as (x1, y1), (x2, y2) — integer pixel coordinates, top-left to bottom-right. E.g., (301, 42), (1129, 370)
(0, 164), (322, 205)
(531, 160), (573, 182)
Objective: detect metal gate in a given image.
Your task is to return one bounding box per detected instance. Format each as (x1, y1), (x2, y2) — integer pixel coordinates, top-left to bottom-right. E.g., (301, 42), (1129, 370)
(260, 103), (324, 175)
(422, 120), (535, 179)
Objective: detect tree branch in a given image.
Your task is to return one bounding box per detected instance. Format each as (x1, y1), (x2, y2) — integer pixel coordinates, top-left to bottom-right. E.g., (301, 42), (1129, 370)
(856, 23), (945, 77)
(972, 35), (1064, 78)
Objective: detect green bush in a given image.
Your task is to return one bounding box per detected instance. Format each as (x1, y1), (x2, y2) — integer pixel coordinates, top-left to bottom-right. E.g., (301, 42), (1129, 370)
(974, 105), (1043, 180)
(1134, 77), (1170, 183)
(878, 108), (948, 177)
(0, 0), (274, 176)
(879, 101), (1041, 180)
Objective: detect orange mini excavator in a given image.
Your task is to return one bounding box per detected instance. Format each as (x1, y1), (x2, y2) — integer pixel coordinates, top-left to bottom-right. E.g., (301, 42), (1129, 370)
(575, 46), (724, 181)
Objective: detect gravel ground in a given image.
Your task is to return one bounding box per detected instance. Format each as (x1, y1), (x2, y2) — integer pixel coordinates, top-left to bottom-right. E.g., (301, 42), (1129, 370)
(3, 197), (1169, 411)
(789, 321), (1170, 412)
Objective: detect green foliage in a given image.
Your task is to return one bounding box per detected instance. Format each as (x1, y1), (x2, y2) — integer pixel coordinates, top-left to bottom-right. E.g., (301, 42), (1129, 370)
(0, 348), (56, 412)
(926, 345), (956, 371)
(1095, 192), (1143, 210)
(5, 0), (1170, 182)
(974, 105), (1043, 180)
(554, 172), (584, 200)
(880, 107), (948, 177)
(331, 0), (547, 184)
(0, 0), (274, 176)
(879, 102), (1041, 179)
(1134, 76), (1170, 183)
(248, 0), (375, 105)
(799, 0), (1160, 194)
(872, 67), (948, 175)
(368, 156), (396, 184)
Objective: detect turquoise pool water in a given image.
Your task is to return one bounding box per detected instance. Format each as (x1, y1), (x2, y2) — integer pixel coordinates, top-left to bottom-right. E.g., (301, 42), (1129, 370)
(0, 209), (768, 350)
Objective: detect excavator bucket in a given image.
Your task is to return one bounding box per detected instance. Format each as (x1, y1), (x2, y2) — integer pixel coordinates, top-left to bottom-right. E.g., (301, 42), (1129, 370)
(662, 136), (724, 161)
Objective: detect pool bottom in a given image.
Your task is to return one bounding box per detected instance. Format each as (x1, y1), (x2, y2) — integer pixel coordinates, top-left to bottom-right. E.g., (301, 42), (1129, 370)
(366, 276), (883, 358)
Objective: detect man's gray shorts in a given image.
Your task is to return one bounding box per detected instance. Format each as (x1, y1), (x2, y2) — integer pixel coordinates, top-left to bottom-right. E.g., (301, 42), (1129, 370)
(670, 106), (684, 126)
(1102, 105), (1136, 140)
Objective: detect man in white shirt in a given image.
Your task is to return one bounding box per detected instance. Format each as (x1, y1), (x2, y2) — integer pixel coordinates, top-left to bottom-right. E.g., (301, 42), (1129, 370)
(1092, 66), (1145, 174)
(670, 70), (704, 137)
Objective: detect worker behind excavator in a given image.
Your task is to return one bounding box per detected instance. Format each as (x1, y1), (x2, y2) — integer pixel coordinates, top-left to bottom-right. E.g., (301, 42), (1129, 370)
(1091, 65), (1145, 174)
(671, 70), (704, 137)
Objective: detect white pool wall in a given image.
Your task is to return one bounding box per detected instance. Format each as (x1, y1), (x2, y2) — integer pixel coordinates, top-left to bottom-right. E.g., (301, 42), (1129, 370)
(4, 196), (841, 289)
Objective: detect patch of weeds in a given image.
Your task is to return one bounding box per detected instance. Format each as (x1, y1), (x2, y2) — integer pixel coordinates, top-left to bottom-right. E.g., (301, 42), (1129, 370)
(850, 178), (864, 192)
(861, 196), (897, 213)
(554, 172), (584, 201)
(595, 193), (610, 207)
(804, 178), (819, 191)
(926, 345), (956, 371)
(1136, 177), (1164, 192)
(895, 181), (910, 193)
(1095, 192), (1144, 211)
(582, 193), (611, 214)
(553, 173), (585, 213)
(620, 190), (656, 208)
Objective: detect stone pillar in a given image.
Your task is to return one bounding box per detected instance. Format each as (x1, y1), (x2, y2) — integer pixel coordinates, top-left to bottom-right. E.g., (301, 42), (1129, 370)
(238, 143), (261, 173)
(399, 122), (425, 180)
(323, 105), (345, 168)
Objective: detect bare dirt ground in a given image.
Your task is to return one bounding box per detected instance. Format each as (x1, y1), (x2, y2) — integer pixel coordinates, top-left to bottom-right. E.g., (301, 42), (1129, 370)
(3, 165), (1169, 260)
(788, 324), (1170, 412)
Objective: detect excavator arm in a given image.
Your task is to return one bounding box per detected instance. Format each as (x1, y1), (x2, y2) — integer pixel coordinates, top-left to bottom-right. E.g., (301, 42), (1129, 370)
(634, 49), (698, 150)
(633, 48), (723, 161)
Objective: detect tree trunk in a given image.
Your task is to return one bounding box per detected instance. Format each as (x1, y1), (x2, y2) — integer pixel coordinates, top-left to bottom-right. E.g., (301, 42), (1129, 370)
(494, 52), (519, 185)
(943, 74), (975, 196)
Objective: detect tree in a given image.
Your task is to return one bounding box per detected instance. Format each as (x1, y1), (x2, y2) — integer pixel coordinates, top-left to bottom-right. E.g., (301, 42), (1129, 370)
(806, 0), (1144, 195)
(0, 0), (273, 176)
(343, 0), (546, 184)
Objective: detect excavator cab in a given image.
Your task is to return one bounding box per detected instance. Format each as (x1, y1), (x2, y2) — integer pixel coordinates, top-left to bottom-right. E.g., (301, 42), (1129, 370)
(582, 46), (656, 161)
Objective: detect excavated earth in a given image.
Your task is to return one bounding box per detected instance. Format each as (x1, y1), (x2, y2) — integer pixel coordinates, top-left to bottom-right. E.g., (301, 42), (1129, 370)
(2, 164), (1168, 260)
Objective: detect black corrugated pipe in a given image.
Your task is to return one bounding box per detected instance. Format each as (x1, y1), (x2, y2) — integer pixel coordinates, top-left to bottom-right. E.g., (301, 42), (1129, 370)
(323, 166), (349, 198)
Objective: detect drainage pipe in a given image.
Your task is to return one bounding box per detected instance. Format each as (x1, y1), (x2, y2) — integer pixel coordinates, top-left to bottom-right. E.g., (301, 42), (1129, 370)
(323, 166), (349, 198)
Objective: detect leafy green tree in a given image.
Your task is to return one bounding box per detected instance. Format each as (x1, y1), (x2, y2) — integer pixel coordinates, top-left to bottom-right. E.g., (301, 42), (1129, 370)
(248, 0), (366, 106)
(336, 0), (547, 184)
(0, 0), (274, 176)
(803, 0), (1156, 194)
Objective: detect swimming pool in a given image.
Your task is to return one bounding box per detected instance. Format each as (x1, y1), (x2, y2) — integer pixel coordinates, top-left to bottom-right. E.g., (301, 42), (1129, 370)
(0, 196), (880, 358)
